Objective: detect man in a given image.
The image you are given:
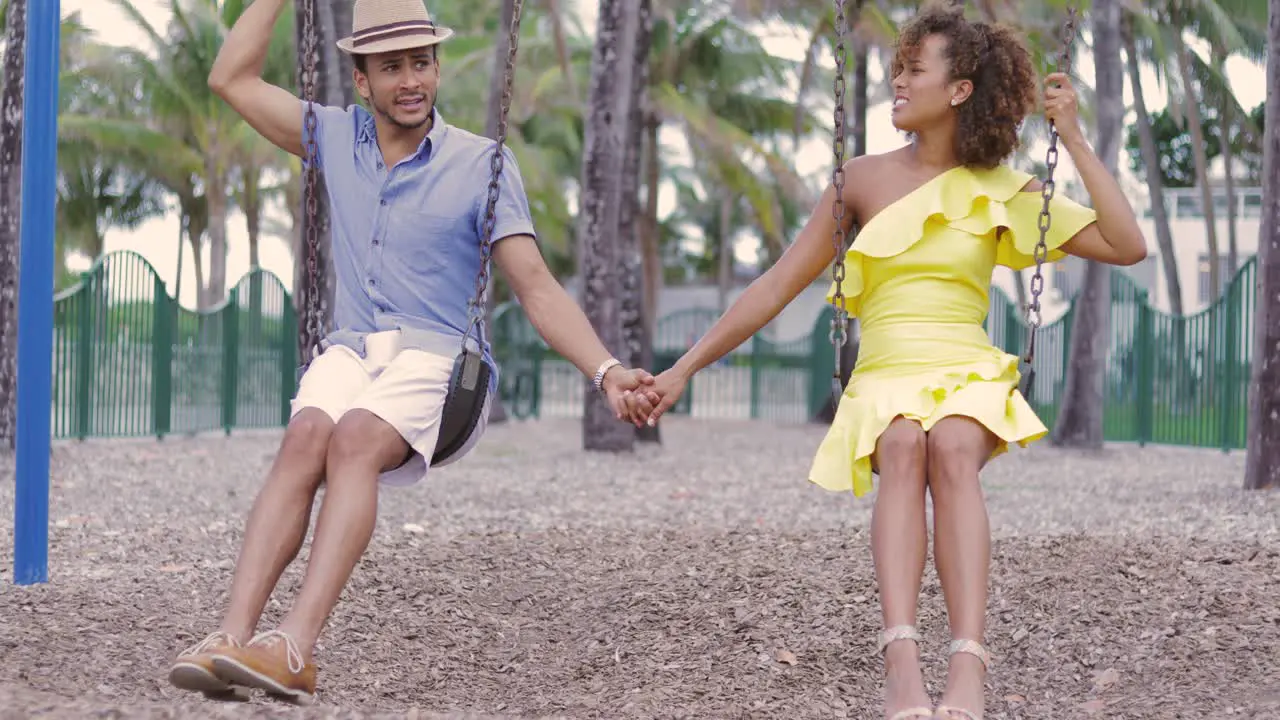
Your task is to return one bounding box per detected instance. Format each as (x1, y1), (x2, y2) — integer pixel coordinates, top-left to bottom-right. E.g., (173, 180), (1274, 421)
(167, 0), (653, 704)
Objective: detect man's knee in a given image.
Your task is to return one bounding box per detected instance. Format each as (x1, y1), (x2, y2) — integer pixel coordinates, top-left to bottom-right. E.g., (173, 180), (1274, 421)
(282, 409), (336, 464)
(326, 409), (411, 477)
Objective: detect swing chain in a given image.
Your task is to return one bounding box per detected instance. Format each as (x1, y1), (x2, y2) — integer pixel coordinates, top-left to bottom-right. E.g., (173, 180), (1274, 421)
(1024, 7), (1078, 363)
(301, 0), (322, 364)
(828, 0), (849, 356)
(467, 0), (524, 350)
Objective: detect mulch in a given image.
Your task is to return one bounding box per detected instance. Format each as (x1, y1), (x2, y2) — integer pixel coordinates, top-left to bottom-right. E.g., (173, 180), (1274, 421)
(1, 418), (1277, 718)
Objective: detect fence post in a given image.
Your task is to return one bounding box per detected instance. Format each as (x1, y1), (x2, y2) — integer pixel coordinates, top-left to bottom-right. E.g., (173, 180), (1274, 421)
(749, 335), (761, 419)
(151, 276), (173, 439)
(1221, 288), (1240, 451)
(1135, 298), (1155, 445)
(997, 289), (1020, 356)
(74, 272), (94, 440)
(222, 290), (240, 435)
(281, 298), (297, 427)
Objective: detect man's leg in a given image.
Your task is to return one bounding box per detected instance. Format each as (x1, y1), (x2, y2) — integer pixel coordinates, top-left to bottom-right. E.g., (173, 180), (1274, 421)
(207, 348), (452, 702)
(276, 409), (411, 655)
(217, 409), (335, 641)
(169, 345), (369, 698)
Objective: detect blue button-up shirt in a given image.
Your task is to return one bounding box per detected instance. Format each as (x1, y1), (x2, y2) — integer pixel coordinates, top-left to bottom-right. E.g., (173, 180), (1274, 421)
(309, 103), (536, 387)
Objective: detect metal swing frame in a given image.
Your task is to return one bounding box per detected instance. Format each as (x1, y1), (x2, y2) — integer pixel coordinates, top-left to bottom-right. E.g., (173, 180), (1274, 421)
(297, 0), (525, 466)
(825, 3), (1079, 405)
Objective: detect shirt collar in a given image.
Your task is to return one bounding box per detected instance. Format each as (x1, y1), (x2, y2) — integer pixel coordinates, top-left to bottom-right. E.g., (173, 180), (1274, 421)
(357, 106), (449, 161)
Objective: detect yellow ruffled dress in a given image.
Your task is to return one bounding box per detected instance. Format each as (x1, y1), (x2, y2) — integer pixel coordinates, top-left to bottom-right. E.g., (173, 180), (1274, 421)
(808, 164), (1098, 497)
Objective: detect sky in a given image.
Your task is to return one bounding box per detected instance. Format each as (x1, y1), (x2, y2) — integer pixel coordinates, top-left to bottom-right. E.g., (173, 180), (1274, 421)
(57, 0), (1269, 308)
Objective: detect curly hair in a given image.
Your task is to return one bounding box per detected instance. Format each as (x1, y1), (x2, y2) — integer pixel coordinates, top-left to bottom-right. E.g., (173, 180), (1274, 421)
(892, 3), (1037, 169)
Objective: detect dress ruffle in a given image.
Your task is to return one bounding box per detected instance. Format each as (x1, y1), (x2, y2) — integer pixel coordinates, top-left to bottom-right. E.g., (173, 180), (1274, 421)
(824, 165), (1099, 316)
(809, 356), (1046, 497)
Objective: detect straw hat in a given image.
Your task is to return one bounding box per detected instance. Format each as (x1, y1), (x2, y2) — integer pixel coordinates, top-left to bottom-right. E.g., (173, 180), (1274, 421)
(335, 0), (454, 55)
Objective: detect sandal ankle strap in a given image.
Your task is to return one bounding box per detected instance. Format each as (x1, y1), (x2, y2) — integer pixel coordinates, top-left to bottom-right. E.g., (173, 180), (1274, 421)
(878, 625), (921, 654)
(949, 638), (991, 669)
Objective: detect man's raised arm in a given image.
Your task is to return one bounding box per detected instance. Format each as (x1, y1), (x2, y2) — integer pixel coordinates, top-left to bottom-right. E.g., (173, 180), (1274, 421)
(208, 0), (307, 158)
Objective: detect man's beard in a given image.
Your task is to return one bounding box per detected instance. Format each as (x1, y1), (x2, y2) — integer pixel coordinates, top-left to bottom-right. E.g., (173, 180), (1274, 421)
(371, 90), (435, 131)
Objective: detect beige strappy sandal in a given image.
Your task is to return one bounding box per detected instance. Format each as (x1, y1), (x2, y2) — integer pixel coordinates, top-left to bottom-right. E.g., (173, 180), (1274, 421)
(880, 625), (935, 720)
(933, 638), (992, 720)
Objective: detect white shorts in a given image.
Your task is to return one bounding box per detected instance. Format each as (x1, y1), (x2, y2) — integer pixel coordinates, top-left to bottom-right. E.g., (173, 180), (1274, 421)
(290, 330), (491, 487)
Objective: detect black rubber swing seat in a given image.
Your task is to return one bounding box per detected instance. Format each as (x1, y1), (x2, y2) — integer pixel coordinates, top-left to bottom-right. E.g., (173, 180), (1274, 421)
(432, 347), (491, 466)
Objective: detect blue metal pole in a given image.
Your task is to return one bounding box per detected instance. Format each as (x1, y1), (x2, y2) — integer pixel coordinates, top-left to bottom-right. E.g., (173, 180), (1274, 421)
(14, 0), (62, 586)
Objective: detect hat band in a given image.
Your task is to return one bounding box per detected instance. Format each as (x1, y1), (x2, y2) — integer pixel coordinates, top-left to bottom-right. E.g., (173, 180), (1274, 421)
(352, 19), (438, 47)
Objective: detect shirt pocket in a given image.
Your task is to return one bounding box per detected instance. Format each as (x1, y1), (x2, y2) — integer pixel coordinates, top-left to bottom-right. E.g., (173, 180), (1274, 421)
(387, 209), (474, 277)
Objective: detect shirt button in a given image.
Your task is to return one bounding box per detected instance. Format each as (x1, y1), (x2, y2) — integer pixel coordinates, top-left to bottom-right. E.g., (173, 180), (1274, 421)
(368, 278), (375, 286)
(372, 239), (379, 246)
(380, 198), (388, 206)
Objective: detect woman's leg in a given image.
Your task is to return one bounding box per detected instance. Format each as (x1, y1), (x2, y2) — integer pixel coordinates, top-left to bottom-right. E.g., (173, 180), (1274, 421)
(925, 416), (998, 718)
(871, 417), (934, 719)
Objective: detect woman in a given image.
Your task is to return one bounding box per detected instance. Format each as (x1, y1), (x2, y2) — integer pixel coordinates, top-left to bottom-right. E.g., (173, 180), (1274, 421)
(625, 5), (1146, 719)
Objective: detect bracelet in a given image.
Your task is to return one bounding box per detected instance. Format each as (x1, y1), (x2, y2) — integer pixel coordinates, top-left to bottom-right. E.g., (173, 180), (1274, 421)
(592, 357), (622, 392)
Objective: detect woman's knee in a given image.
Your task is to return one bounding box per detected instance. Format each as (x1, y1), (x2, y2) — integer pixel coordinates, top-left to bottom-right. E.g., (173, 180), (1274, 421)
(874, 418), (928, 478)
(926, 419), (990, 492)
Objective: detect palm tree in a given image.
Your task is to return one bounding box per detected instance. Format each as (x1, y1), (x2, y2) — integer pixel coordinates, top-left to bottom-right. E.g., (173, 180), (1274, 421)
(56, 24), (167, 284)
(1135, 0), (1267, 303)
(1050, 0), (1122, 449)
(0, 0), (24, 451)
(580, 0), (649, 451)
(640, 2), (818, 348)
(80, 0), (297, 311)
(1243, 0), (1278, 490)
(1122, 13), (1183, 316)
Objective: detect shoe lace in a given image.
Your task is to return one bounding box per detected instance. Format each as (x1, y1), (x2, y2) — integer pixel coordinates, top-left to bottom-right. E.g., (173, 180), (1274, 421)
(248, 629), (306, 675)
(181, 631), (240, 657)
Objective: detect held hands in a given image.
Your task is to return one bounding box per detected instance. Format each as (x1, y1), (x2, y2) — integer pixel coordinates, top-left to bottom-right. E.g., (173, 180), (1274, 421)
(1043, 72), (1084, 145)
(615, 367), (690, 428)
(600, 365), (658, 422)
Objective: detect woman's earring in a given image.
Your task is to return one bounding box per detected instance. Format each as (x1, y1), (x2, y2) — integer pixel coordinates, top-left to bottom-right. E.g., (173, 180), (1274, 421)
(951, 98), (959, 106)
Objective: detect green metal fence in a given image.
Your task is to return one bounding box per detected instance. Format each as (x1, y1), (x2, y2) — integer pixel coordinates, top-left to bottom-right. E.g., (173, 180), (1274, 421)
(51, 250), (295, 440)
(49, 250), (1257, 450)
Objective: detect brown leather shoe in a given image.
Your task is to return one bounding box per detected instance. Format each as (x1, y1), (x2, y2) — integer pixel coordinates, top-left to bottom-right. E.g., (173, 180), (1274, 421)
(168, 631), (249, 701)
(210, 629), (317, 705)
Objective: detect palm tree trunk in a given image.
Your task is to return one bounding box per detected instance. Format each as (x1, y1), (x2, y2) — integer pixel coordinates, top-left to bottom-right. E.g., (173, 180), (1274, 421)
(621, 0), (656, 444)
(328, 0), (354, 106)
(716, 192), (733, 312)
(640, 116), (662, 347)
(545, 0), (577, 101)
(1221, 99), (1239, 278)
(485, 0), (517, 141)
(1123, 19), (1182, 316)
(1051, 0), (1121, 449)
(0, 0), (25, 451)
(204, 150), (229, 307)
(1243, 0), (1280, 490)
(245, 170), (261, 271)
(188, 224), (206, 311)
(244, 166), (264, 342)
(580, 0), (646, 452)
(175, 212), (185, 305)
(1175, 36), (1222, 303)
